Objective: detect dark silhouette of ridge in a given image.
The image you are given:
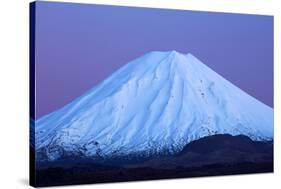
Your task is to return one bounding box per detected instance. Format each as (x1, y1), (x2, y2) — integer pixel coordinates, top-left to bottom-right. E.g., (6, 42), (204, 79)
(34, 134), (273, 187)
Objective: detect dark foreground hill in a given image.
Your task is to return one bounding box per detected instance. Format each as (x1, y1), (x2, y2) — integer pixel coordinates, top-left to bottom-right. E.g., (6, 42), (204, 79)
(33, 134), (273, 187)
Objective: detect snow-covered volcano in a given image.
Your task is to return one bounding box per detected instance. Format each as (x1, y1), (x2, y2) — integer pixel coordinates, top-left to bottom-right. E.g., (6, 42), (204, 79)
(35, 51), (273, 161)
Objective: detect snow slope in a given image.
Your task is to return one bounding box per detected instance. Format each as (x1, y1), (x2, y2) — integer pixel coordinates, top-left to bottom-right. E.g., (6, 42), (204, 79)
(35, 51), (273, 161)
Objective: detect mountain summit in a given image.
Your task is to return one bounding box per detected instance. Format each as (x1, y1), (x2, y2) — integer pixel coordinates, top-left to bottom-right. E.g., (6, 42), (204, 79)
(35, 51), (273, 161)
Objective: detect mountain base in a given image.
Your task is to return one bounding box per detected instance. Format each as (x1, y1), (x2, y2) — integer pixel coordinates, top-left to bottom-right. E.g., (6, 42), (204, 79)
(34, 161), (273, 187)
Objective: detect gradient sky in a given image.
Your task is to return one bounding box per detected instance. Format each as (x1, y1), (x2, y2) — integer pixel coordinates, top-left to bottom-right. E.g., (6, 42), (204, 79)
(34, 1), (273, 119)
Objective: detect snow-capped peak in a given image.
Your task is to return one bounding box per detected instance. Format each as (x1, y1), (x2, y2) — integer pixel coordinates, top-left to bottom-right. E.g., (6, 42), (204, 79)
(35, 51), (273, 161)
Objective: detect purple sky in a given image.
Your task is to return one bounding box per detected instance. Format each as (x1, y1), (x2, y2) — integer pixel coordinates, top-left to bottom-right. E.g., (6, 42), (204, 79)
(34, 1), (273, 119)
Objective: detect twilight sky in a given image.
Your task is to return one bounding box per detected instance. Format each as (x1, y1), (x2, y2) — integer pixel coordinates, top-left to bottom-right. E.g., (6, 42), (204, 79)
(34, 1), (273, 118)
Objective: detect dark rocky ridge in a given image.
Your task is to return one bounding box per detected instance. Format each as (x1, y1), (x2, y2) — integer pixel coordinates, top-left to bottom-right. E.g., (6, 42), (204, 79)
(34, 134), (273, 187)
